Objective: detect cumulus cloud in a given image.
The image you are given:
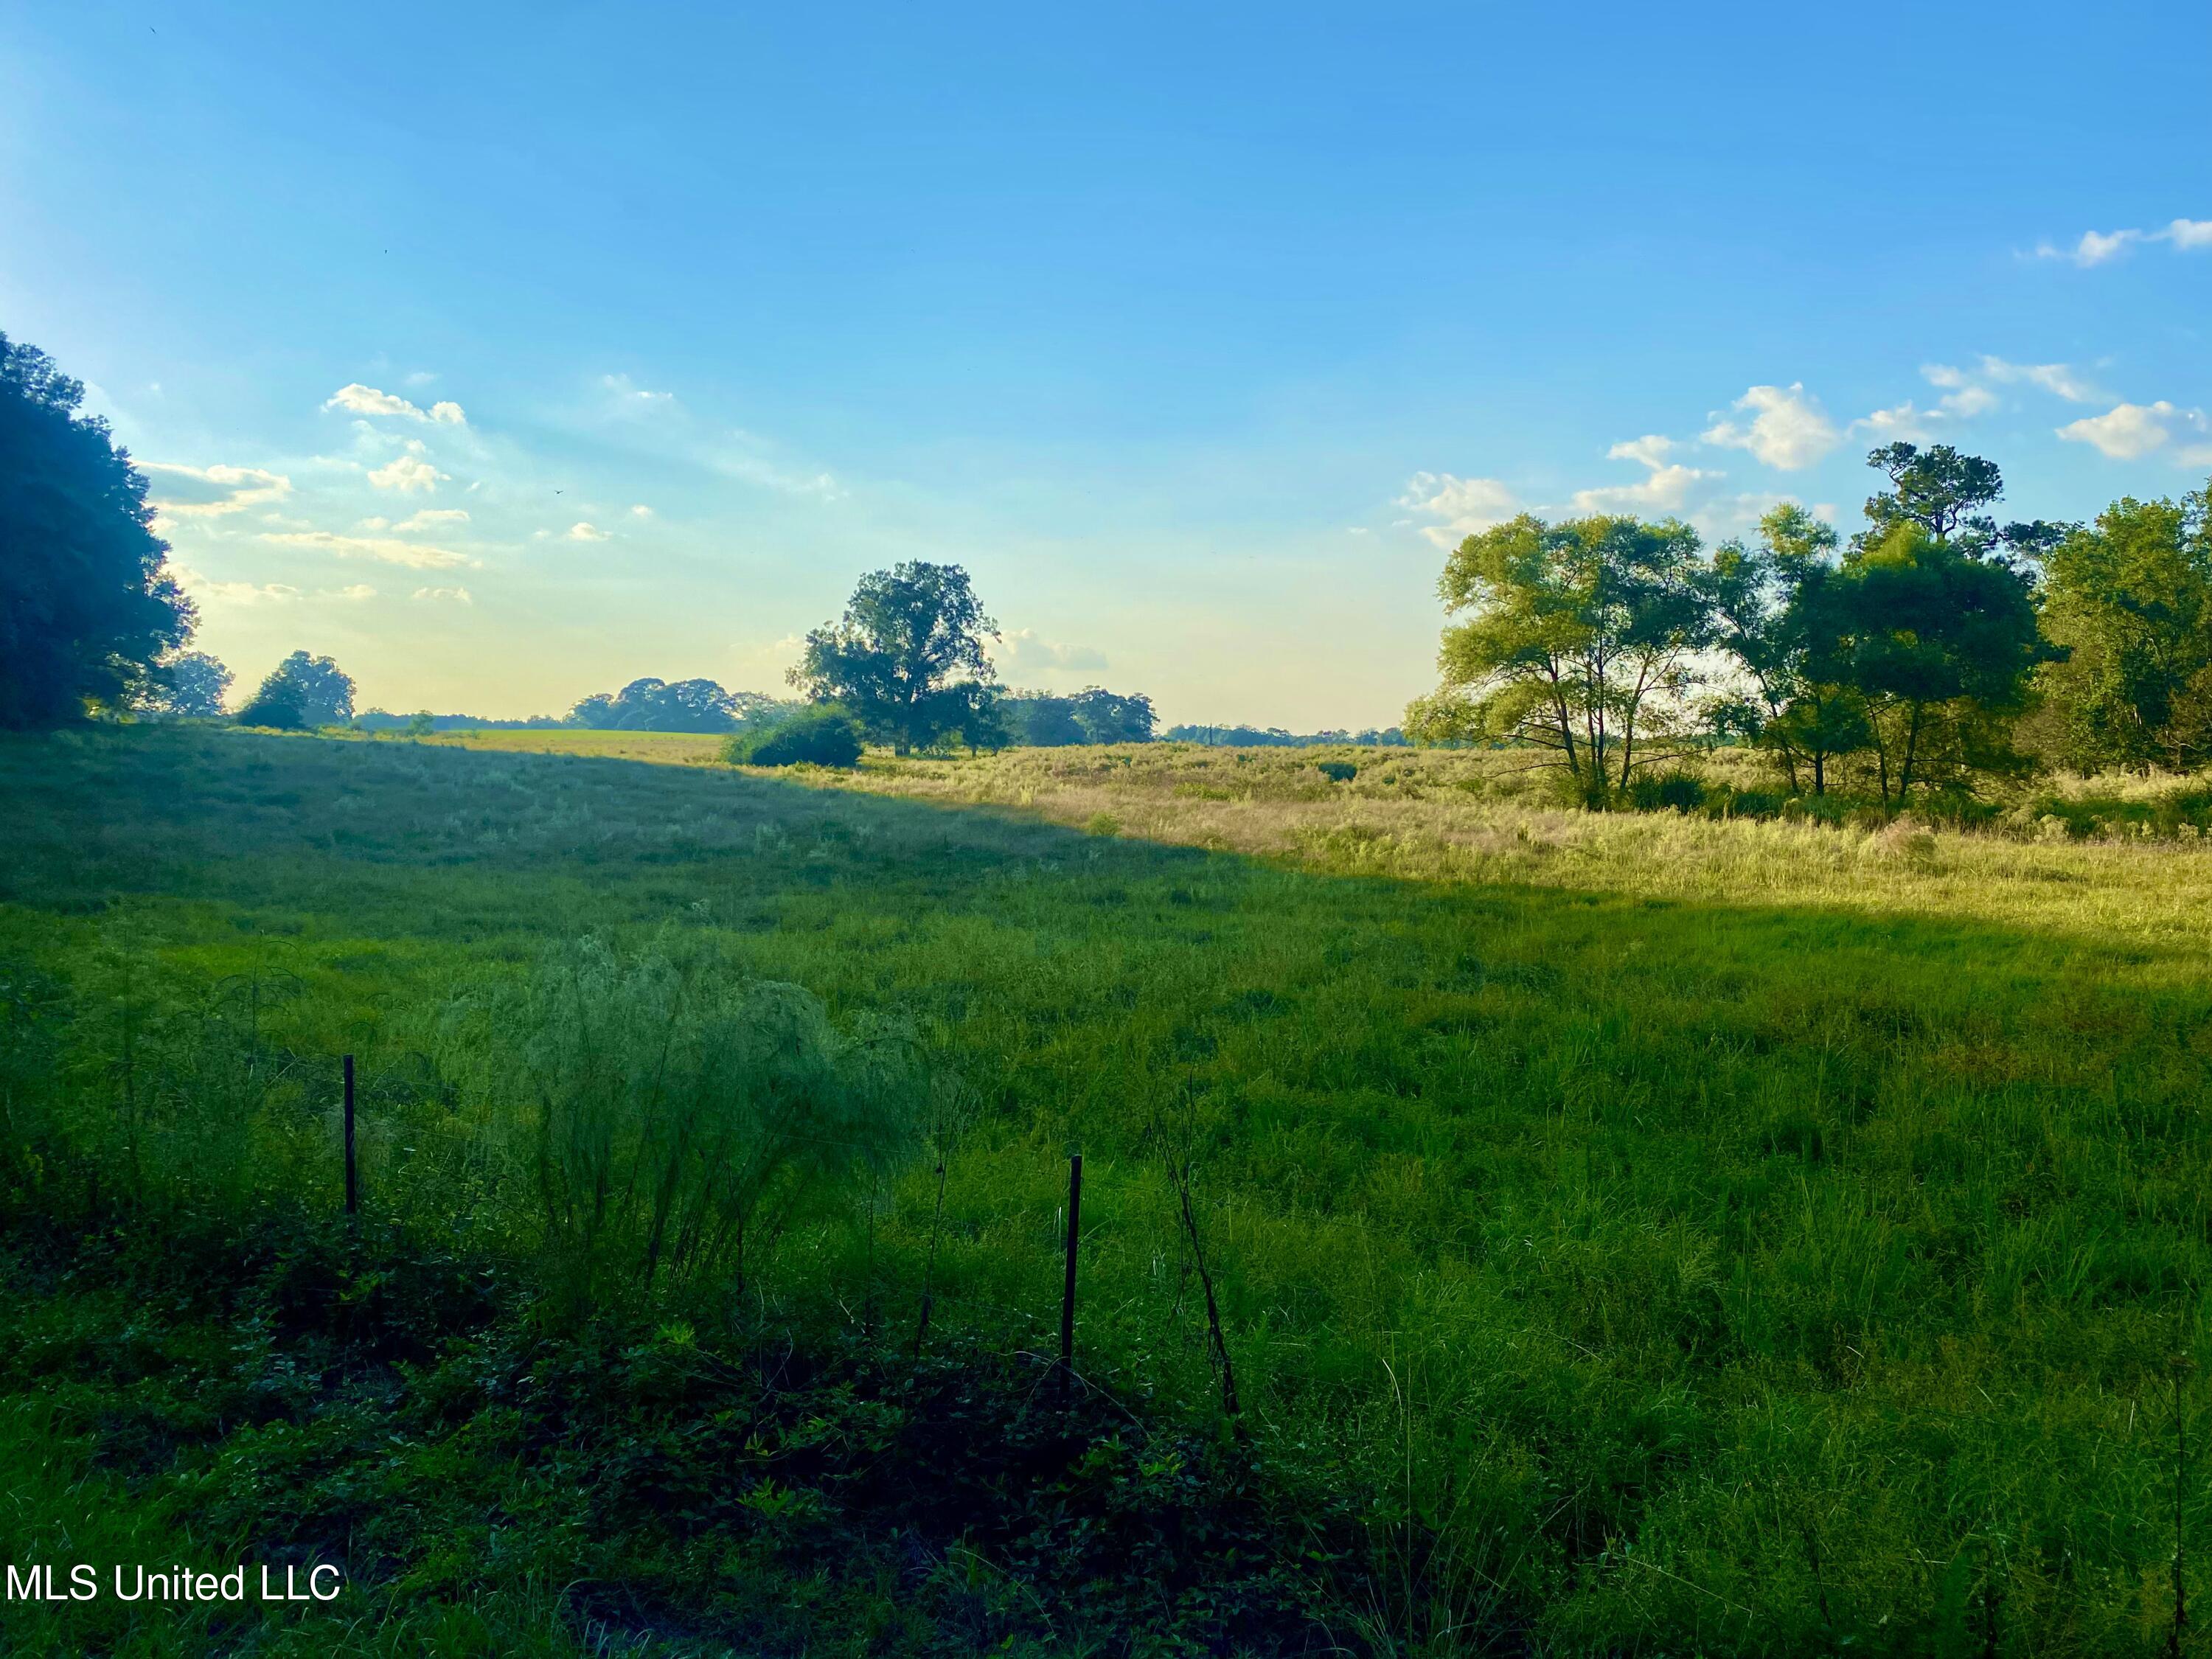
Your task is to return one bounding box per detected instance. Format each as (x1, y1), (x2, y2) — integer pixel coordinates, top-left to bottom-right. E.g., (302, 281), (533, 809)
(2038, 218), (2212, 265)
(411, 586), (473, 604)
(1398, 472), (1520, 546)
(566, 521), (611, 541)
(389, 508), (470, 532)
(367, 453), (449, 493)
(998, 629), (1108, 674)
(630, 503), (654, 518)
(1700, 384), (1840, 470)
(142, 462), (293, 518)
(324, 383), (466, 424)
(2055, 400), (2206, 460)
(1855, 401), (1942, 442)
(174, 565), (375, 606)
(260, 529), (476, 568)
(1922, 355), (2100, 413)
(1571, 436), (1714, 515)
(175, 570), (303, 607)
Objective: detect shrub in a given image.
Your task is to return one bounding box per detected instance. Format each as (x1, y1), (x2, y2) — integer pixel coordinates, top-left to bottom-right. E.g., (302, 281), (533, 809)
(451, 938), (916, 1311)
(234, 684), (307, 730)
(723, 707), (863, 768)
(1628, 771), (1707, 813)
(1315, 760), (1357, 783)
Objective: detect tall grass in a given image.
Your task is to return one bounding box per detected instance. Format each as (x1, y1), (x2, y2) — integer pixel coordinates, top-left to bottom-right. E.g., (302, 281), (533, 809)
(4, 726), (2211, 1652)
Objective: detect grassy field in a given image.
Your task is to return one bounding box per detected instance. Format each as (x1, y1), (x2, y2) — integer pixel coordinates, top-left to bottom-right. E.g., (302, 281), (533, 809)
(4, 726), (2211, 1655)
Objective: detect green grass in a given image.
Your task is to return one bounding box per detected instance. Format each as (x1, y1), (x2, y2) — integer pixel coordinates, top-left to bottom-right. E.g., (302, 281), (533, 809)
(4, 726), (2211, 1654)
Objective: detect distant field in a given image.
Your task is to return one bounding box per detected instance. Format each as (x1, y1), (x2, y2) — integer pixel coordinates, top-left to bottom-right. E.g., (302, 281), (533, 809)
(4, 727), (2209, 1654)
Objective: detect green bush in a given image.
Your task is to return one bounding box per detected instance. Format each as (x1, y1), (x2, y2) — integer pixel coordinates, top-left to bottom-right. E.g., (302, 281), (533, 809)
(723, 707), (863, 768)
(449, 938), (916, 1310)
(1315, 760), (1357, 783)
(1628, 770), (1707, 813)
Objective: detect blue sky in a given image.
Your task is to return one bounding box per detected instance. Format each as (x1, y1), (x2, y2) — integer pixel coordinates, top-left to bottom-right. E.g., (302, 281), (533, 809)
(4, 2), (2207, 726)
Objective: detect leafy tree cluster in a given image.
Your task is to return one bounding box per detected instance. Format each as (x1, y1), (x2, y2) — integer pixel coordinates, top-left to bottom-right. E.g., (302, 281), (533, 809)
(1, 332), (195, 726)
(1409, 444), (2086, 807)
(235, 651), (356, 730)
(567, 677), (798, 734)
(1001, 686), (1158, 746)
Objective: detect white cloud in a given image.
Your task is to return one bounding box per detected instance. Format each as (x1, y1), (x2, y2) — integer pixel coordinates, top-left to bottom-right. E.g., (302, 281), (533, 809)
(1855, 400), (1941, 442)
(629, 503), (654, 518)
(600, 374), (676, 414)
(260, 529), (476, 568)
(2055, 400), (2205, 460)
(566, 521), (611, 541)
(998, 629), (1108, 674)
(2041, 218), (2212, 265)
(175, 568), (303, 607)
(1571, 436), (1715, 515)
(1921, 355), (2100, 414)
(1398, 472), (1520, 546)
(367, 454), (449, 493)
(390, 508), (470, 532)
(1700, 384), (1840, 470)
(324, 383), (466, 425)
(411, 585), (473, 605)
(142, 462), (293, 519)
(715, 442), (841, 499)
(174, 564), (375, 606)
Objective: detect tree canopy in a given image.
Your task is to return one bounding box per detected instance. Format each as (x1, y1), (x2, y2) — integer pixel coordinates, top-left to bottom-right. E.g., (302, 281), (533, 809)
(1406, 512), (1708, 806)
(790, 563), (1001, 755)
(566, 677), (789, 734)
(2029, 489), (2212, 771)
(0, 332), (194, 726)
(147, 650), (234, 719)
(1002, 686), (1157, 747)
(237, 651), (355, 729)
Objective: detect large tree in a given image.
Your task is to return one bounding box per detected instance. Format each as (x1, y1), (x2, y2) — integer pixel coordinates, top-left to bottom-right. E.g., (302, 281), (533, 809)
(0, 332), (194, 726)
(147, 650), (234, 719)
(1405, 513), (1709, 806)
(2029, 486), (2212, 771)
(1800, 524), (2056, 805)
(790, 563), (1001, 755)
(237, 650), (355, 729)
(1859, 442), (2070, 567)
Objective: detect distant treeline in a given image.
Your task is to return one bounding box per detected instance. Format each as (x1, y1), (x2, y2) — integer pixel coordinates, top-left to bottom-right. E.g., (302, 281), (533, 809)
(1164, 723), (1408, 748)
(355, 711), (564, 733)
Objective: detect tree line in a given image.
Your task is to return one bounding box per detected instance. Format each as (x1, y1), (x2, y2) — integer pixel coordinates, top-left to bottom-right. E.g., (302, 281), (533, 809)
(1408, 442), (2212, 809)
(10, 324), (2211, 805)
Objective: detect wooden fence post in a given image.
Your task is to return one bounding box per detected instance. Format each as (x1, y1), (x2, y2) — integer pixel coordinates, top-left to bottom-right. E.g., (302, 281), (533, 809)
(1058, 1152), (1082, 1409)
(343, 1054), (358, 1217)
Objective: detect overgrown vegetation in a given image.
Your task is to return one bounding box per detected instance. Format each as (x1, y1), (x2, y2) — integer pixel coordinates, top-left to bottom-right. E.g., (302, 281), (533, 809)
(4, 726), (2210, 1653)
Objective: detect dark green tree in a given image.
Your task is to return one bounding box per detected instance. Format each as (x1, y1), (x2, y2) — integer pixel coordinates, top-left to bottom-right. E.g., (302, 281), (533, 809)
(0, 332), (194, 726)
(239, 650), (354, 728)
(790, 563), (1000, 755)
(1804, 524), (2057, 805)
(146, 649), (234, 718)
(1406, 513), (1710, 806)
(1860, 442), (2070, 567)
(2029, 486), (2212, 771)
(1703, 504), (1862, 793)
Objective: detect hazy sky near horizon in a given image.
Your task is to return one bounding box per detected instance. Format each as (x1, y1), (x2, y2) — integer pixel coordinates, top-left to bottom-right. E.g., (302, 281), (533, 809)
(4, 3), (2208, 726)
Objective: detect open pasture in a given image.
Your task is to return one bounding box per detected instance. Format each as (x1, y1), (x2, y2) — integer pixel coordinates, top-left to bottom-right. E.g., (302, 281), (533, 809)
(4, 727), (2211, 1654)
